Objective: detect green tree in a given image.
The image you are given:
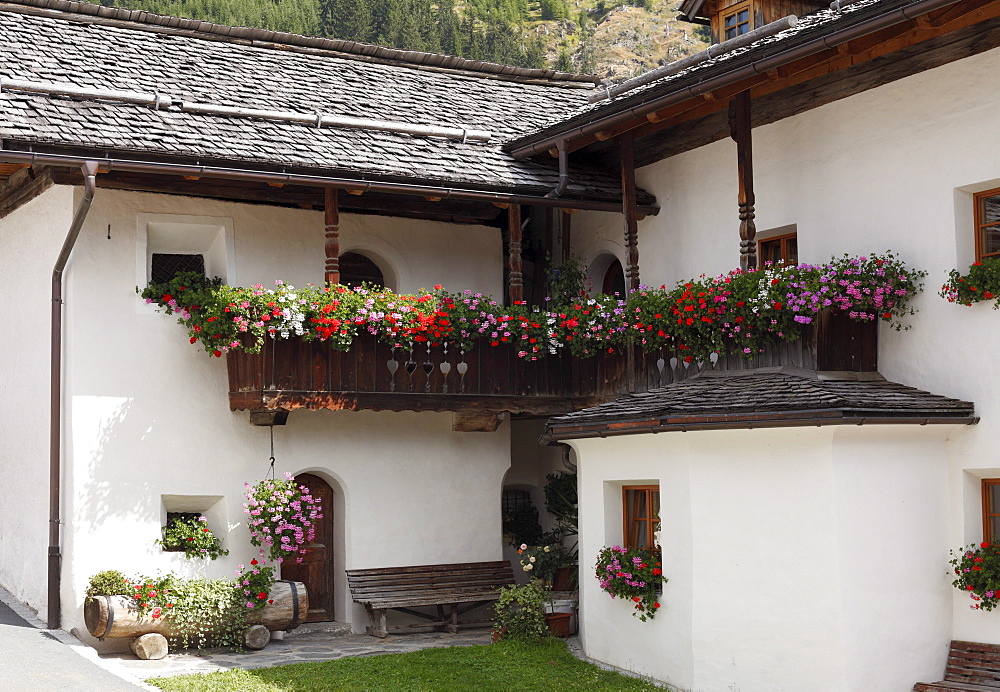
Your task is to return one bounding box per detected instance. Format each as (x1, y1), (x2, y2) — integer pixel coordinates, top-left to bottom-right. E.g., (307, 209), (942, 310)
(554, 47), (573, 72)
(320, 0), (372, 41)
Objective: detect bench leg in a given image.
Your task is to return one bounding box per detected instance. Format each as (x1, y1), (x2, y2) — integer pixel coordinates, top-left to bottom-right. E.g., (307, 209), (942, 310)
(445, 605), (459, 634)
(435, 605), (447, 632)
(364, 605), (389, 638)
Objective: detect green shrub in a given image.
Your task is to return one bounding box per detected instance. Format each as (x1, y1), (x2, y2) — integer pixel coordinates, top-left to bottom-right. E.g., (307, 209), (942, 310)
(493, 583), (549, 640)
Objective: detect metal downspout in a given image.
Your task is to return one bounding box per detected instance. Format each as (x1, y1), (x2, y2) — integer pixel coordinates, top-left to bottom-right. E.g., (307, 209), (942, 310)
(48, 161), (98, 630)
(545, 141), (569, 198)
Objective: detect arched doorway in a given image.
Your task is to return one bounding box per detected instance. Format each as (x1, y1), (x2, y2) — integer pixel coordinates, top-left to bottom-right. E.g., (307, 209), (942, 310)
(339, 252), (384, 288)
(602, 258), (626, 296)
(280, 473), (335, 622)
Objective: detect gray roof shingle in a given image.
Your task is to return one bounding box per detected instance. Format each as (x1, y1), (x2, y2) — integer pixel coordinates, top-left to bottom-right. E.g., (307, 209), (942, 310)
(545, 369), (976, 438)
(0, 3), (648, 202)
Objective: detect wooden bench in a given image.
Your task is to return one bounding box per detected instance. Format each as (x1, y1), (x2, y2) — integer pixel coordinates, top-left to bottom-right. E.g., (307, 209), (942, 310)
(914, 641), (1000, 691)
(346, 561), (515, 638)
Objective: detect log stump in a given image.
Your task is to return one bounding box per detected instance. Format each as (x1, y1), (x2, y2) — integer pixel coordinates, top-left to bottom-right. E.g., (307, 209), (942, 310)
(243, 625), (270, 650)
(130, 633), (168, 660)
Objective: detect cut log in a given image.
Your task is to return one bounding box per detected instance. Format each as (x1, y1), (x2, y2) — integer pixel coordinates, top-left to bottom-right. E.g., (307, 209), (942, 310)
(84, 580), (308, 639)
(243, 624), (270, 650)
(130, 633), (168, 660)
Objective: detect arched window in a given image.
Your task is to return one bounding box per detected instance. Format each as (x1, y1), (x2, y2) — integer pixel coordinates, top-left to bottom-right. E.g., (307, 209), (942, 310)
(602, 258), (626, 297)
(339, 252), (384, 288)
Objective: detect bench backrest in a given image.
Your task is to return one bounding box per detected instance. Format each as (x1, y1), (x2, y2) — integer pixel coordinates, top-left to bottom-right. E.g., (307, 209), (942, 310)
(347, 561), (516, 601)
(946, 640), (1000, 686)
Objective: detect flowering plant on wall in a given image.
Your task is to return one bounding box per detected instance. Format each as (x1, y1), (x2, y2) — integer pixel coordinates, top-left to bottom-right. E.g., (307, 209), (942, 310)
(595, 545), (667, 621)
(155, 515), (229, 560)
(940, 258), (1000, 307)
(950, 541), (1000, 611)
(244, 473), (323, 563)
(140, 252), (924, 365)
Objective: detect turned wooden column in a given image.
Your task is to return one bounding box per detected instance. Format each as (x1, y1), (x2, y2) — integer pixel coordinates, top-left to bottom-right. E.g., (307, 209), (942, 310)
(730, 91), (757, 270)
(324, 188), (340, 285)
(620, 132), (640, 292)
(508, 203), (523, 304)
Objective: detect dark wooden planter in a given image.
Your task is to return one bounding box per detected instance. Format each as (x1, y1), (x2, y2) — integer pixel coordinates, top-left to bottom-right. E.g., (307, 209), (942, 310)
(551, 566), (576, 592)
(544, 612), (572, 638)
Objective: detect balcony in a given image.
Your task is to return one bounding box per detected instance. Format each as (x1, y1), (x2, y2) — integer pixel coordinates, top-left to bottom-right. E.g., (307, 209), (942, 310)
(227, 310), (876, 418)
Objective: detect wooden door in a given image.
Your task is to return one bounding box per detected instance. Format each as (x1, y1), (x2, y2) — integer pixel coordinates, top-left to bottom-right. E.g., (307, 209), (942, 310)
(280, 473), (335, 622)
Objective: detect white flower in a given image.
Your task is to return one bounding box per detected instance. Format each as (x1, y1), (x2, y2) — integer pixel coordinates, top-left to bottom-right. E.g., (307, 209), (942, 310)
(520, 543), (528, 550)
(529, 556), (536, 563)
(543, 546), (550, 552)
(523, 563), (533, 571)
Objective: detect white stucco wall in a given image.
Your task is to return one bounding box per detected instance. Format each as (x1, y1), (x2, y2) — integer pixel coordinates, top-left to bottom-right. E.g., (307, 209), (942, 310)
(0, 185), (75, 618)
(566, 45), (1000, 668)
(0, 187), (513, 638)
(572, 425), (956, 692)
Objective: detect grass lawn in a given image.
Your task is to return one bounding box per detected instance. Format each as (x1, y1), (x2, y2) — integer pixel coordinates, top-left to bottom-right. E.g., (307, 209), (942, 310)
(146, 639), (663, 691)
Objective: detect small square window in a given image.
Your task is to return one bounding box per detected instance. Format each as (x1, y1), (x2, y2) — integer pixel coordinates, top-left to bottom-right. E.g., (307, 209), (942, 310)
(975, 188), (1000, 263)
(151, 253), (206, 284)
(723, 3), (752, 40)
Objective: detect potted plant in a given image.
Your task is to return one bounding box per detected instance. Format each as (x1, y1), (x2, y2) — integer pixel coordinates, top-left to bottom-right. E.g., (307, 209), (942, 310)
(244, 473), (323, 564)
(594, 545), (668, 621)
(517, 542), (573, 588)
(951, 540), (1000, 610)
(156, 515), (228, 560)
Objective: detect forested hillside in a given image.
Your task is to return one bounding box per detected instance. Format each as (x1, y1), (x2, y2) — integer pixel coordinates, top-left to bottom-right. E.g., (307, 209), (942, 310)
(105, 0), (709, 79)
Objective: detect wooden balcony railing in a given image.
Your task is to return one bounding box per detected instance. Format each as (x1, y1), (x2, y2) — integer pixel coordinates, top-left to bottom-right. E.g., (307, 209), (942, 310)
(227, 310), (876, 417)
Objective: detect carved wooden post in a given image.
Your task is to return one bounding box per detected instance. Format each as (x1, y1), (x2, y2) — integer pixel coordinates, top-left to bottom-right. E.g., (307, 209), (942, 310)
(730, 91), (756, 270)
(620, 132), (640, 292)
(508, 203), (523, 304)
(324, 187), (340, 285)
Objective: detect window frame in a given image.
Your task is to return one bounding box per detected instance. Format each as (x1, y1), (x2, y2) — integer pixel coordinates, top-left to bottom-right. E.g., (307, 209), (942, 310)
(622, 485), (660, 549)
(721, 1), (752, 40)
(974, 187), (1000, 264)
(758, 232), (798, 268)
(983, 479), (1000, 543)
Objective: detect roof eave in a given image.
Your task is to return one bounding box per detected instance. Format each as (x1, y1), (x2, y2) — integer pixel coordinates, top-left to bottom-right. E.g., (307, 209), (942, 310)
(542, 409), (979, 442)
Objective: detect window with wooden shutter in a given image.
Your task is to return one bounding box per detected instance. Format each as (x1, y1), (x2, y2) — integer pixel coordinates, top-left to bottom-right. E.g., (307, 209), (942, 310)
(983, 479), (1000, 543)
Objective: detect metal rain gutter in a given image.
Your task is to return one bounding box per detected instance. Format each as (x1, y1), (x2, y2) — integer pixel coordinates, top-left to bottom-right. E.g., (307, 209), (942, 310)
(545, 141), (569, 198)
(511, 0), (964, 159)
(49, 161), (98, 630)
(0, 150), (660, 216)
(541, 413), (979, 442)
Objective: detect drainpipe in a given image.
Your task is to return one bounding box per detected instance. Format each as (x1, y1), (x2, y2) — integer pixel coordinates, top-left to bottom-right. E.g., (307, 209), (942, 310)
(48, 161), (98, 630)
(545, 141), (569, 198)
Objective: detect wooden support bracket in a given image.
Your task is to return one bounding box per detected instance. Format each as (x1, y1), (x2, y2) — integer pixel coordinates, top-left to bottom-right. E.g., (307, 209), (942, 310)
(249, 410), (289, 426)
(452, 411), (505, 433)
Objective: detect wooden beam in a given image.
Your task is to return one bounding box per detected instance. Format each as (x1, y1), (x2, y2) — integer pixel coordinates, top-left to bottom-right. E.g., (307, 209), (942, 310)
(452, 411), (505, 432)
(620, 132), (640, 292)
(324, 188), (340, 286)
(0, 166), (53, 220)
(508, 204), (523, 304)
(730, 91), (756, 271)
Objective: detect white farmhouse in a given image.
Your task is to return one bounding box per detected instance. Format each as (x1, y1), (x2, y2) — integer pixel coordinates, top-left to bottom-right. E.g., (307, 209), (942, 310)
(0, 0), (998, 689)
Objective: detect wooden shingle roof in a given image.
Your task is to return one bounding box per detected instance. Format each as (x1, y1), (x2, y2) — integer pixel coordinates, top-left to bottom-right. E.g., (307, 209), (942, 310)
(544, 369), (976, 440)
(0, 0), (650, 204)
